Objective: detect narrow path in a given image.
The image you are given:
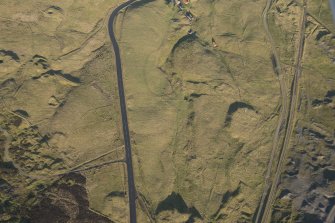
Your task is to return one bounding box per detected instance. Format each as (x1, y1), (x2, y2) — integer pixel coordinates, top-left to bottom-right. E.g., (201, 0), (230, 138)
(254, 0), (289, 221)
(108, 1), (138, 223)
(260, 1), (307, 222)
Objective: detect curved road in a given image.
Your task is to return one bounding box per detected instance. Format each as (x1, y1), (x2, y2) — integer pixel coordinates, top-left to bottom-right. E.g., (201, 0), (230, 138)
(108, 1), (138, 223)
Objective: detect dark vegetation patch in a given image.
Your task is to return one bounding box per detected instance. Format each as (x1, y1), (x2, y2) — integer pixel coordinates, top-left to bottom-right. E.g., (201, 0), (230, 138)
(271, 209), (292, 223)
(155, 192), (202, 222)
(323, 168), (335, 181)
(0, 161), (17, 170)
(128, 0), (155, 10)
(271, 121), (335, 222)
(33, 69), (81, 84)
(0, 78), (17, 89)
(186, 111), (195, 126)
(155, 192), (188, 214)
(48, 5), (63, 12)
(278, 189), (292, 199)
(186, 80), (207, 85)
(312, 99), (323, 107)
(271, 54), (279, 76)
(312, 89), (335, 107)
(326, 198), (335, 214)
(13, 109), (29, 118)
(171, 33), (198, 54)
(0, 50), (20, 62)
(184, 93), (207, 101)
(29, 173), (112, 223)
(306, 128), (326, 140)
(32, 55), (49, 69)
(218, 32), (236, 37)
(45, 5), (64, 15)
(0, 178), (11, 192)
(211, 185), (241, 221)
(301, 213), (323, 223)
(325, 90), (335, 98)
(0, 112), (68, 222)
(315, 30), (330, 41)
(106, 191), (126, 198)
(285, 158), (300, 176)
(60, 73), (81, 83)
(224, 101), (254, 127)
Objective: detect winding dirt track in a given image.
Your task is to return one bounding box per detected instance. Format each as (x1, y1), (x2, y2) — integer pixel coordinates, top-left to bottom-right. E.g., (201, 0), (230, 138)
(258, 1), (307, 222)
(254, 0), (289, 222)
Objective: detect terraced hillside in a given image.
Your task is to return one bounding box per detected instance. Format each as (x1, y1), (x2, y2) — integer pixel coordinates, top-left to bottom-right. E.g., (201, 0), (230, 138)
(0, 0), (334, 222)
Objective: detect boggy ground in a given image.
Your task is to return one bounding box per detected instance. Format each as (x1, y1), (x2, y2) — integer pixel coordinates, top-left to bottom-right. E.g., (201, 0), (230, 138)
(0, 0), (128, 222)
